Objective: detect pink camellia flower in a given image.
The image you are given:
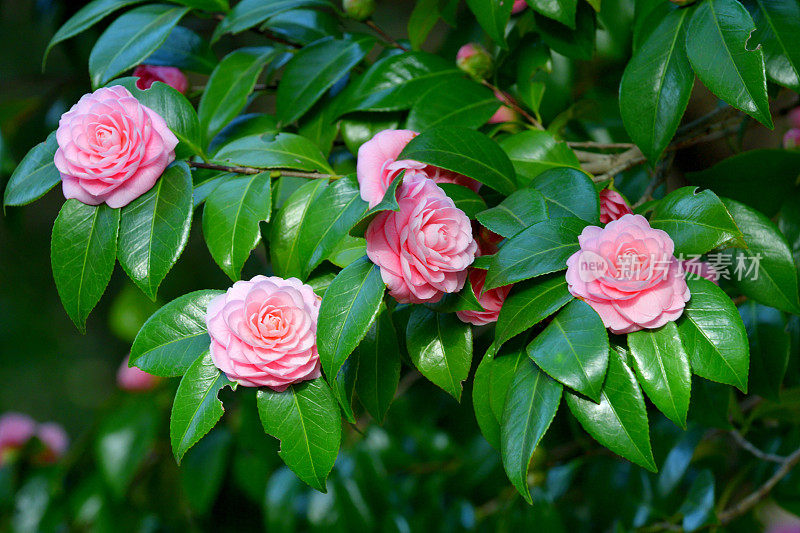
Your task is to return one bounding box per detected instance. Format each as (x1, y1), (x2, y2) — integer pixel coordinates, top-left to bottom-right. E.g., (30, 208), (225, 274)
(357, 129), (481, 208)
(55, 85), (179, 208)
(117, 355), (160, 392)
(512, 0), (528, 14)
(133, 65), (189, 94)
(0, 413), (36, 456)
(366, 173), (478, 303)
(565, 214), (690, 334)
(789, 107), (800, 129)
(35, 423), (69, 463)
(680, 258), (719, 285)
(784, 129), (800, 150)
(599, 188), (634, 224)
(206, 276), (322, 391)
(457, 269), (512, 325)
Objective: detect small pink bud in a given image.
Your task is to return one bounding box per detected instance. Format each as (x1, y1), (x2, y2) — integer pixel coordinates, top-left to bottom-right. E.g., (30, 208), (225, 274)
(343, 0), (376, 21)
(0, 413), (36, 453)
(784, 129), (800, 150)
(789, 108), (800, 129)
(35, 423), (68, 463)
(487, 90), (519, 124)
(456, 43), (493, 80)
(117, 355), (161, 392)
(512, 0), (527, 14)
(133, 65), (189, 94)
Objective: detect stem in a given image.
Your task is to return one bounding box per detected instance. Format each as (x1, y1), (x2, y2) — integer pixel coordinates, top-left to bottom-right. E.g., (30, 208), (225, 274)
(568, 141), (635, 149)
(187, 160), (337, 180)
(364, 20), (410, 51)
(479, 79), (544, 130)
(730, 430), (785, 464)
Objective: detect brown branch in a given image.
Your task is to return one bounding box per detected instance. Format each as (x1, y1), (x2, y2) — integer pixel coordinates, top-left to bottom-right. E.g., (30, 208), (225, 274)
(568, 141), (635, 149)
(364, 20), (410, 51)
(479, 79), (544, 130)
(730, 431), (785, 464)
(187, 160), (337, 180)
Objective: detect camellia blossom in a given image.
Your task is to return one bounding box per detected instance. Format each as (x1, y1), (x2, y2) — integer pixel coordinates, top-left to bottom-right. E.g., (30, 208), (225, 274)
(366, 173), (477, 304)
(0, 413), (37, 460)
(117, 355), (160, 392)
(784, 129), (800, 150)
(36, 423), (69, 463)
(357, 129), (481, 208)
(565, 214), (690, 334)
(680, 258), (719, 285)
(512, 0), (528, 14)
(206, 276), (322, 391)
(599, 189), (633, 224)
(133, 65), (189, 94)
(54, 85), (179, 208)
(456, 269), (512, 326)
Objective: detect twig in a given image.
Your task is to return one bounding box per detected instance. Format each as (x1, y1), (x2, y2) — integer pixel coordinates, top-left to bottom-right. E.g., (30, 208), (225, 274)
(187, 160), (337, 180)
(364, 20), (410, 51)
(479, 79), (544, 130)
(568, 141), (635, 149)
(730, 430), (785, 464)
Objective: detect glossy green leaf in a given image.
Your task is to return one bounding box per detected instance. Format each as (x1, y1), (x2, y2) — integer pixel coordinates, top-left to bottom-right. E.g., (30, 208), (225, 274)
(406, 306), (473, 401)
(484, 217), (588, 290)
(257, 378), (342, 492)
(473, 353), (502, 448)
(628, 323), (692, 428)
(51, 200), (120, 332)
(354, 307), (401, 423)
(350, 174), (402, 237)
(649, 187), (744, 256)
(88, 4), (189, 88)
(678, 278), (749, 392)
(500, 130), (581, 187)
(530, 167), (599, 223)
(740, 301), (790, 400)
(424, 278), (484, 313)
(620, 9), (693, 162)
(277, 36), (373, 124)
(406, 77), (499, 131)
(130, 290), (223, 376)
(145, 25), (217, 74)
(534, 3), (595, 60)
(213, 133), (334, 173)
(464, 0), (514, 48)
(318, 256), (385, 382)
(438, 183), (487, 219)
(118, 162), (193, 299)
(268, 8), (342, 46)
(330, 354), (359, 424)
(745, 0), (800, 91)
(270, 179), (328, 278)
(202, 172), (271, 281)
(171, 350), (235, 463)
(477, 188), (548, 238)
(399, 126), (516, 195)
(494, 274), (574, 350)
(526, 0), (577, 28)
(208, 113), (279, 156)
(3, 131), (60, 207)
(198, 48), (274, 140)
(722, 198), (800, 314)
(298, 176), (368, 279)
(213, 0), (333, 39)
(566, 349), (657, 472)
(685, 0), (772, 128)
(526, 299), (609, 401)
(501, 358), (562, 503)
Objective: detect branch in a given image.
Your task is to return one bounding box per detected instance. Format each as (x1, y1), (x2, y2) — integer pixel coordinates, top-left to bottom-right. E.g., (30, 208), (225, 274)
(568, 141), (635, 149)
(364, 20), (410, 51)
(187, 160), (337, 180)
(730, 430), (785, 464)
(479, 79), (544, 130)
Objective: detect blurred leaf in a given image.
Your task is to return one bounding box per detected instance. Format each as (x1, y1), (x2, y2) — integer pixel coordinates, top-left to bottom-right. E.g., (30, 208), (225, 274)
(271, 179), (328, 277)
(740, 301), (790, 400)
(130, 289), (223, 376)
(406, 77), (499, 131)
(744, 0), (800, 91)
(464, 0), (514, 48)
(477, 188), (548, 238)
(213, 133), (334, 173)
(688, 376), (732, 429)
(657, 428), (703, 496)
(88, 4), (190, 88)
(264, 467), (305, 531)
(3, 131), (60, 207)
(257, 378), (342, 492)
(406, 306), (473, 401)
(180, 428), (233, 514)
(202, 172), (271, 280)
(685, 0), (772, 128)
(213, 0), (333, 40)
(679, 470), (716, 531)
(438, 183), (487, 219)
(268, 9), (342, 45)
(500, 130), (581, 186)
(51, 201), (120, 332)
(144, 26), (217, 74)
(171, 0), (229, 10)
(526, 0), (577, 28)
(534, 3), (595, 60)
(118, 162), (193, 299)
(408, 0), (440, 50)
(530, 167), (599, 223)
(355, 307), (401, 422)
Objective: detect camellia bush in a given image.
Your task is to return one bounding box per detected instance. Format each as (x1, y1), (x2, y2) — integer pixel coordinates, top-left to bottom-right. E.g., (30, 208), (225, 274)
(4, 0), (800, 530)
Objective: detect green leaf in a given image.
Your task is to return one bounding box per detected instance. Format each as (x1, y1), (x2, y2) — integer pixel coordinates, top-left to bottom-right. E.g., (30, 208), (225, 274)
(180, 428), (232, 514)
(406, 306), (473, 401)
(678, 278), (749, 392)
(620, 9), (693, 162)
(501, 358), (562, 504)
(118, 162), (193, 299)
(335, 52), (461, 115)
(330, 354), (359, 424)
(408, 0), (440, 50)
(745, 0), (800, 92)
(3, 131), (60, 207)
(534, 3), (595, 60)
(399, 126), (516, 195)
(424, 278), (484, 313)
(484, 217), (588, 290)
(256, 378), (342, 492)
(277, 36), (373, 125)
(130, 289), (223, 376)
(473, 354), (501, 448)
(350, 174), (402, 237)
(198, 48), (275, 141)
(530, 167), (599, 223)
(51, 201), (120, 332)
(500, 130), (581, 187)
(566, 349), (657, 472)
(354, 307), (401, 422)
(202, 172), (272, 281)
(406, 77), (500, 131)
(494, 274), (574, 350)
(170, 350), (235, 463)
(270, 179), (328, 277)
(526, 0), (577, 28)
(649, 187), (744, 256)
(687, 150), (800, 217)
(297, 176), (368, 279)
(685, 0), (772, 128)
(477, 188), (548, 238)
(477, 341), (530, 448)
(208, 113), (279, 156)
(88, 4), (189, 88)
(213, 0), (333, 40)
(739, 301), (790, 400)
(679, 470), (717, 531)
(438, 183), (487, 219)
(145, 26), (218, 74)
(43, 0), (145, 67)
(213, 133), (334, 173)
(317, 256), (385, 382)
(464, 0), (514, 48)
(526, 299), (609, 401)
(171, 0), (229, 10)
(721, 198), (800, 314)
(628, 323), (692, 428)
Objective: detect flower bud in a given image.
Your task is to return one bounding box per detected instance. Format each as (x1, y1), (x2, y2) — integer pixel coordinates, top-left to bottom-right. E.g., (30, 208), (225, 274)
(789, 107), (800, 129)
(343, 0), (376, 21)
(784, 129), (800, 150)
(512, 0), (528, 14)
(456, 43), (493, 80)
(117, 355), (160, 392)
(488, 90), (518, 124)
(133, 65), (188, 94)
